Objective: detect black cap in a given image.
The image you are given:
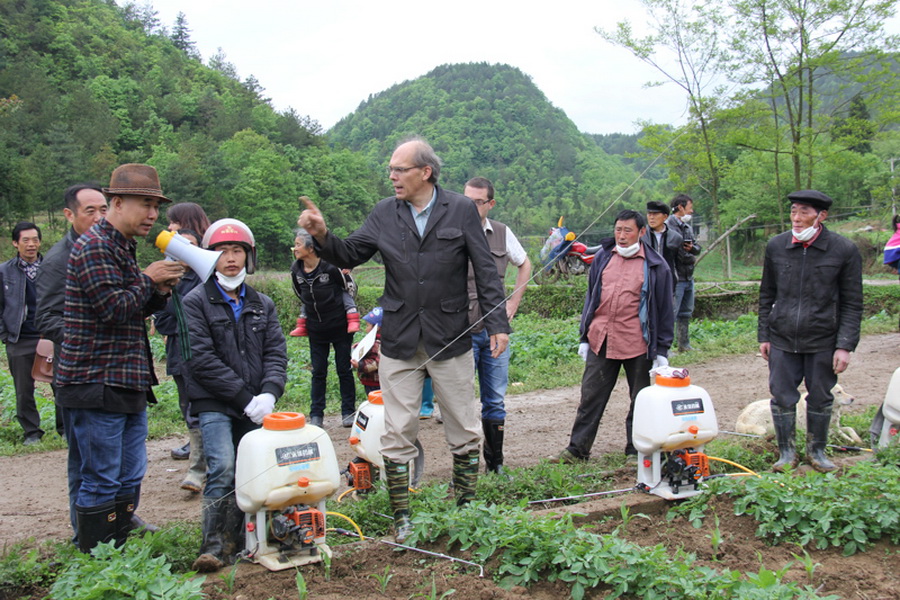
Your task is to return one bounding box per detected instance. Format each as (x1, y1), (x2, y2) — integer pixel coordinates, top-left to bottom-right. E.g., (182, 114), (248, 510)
(646, 201), (670, 215)
(788, 190), (833, 211)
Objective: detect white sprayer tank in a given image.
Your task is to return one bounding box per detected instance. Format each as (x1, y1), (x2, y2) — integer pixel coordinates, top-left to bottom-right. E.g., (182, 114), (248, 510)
(632, 373), (718, 455)
(349, 391), (385, 468)
(235, 412), (340, 513)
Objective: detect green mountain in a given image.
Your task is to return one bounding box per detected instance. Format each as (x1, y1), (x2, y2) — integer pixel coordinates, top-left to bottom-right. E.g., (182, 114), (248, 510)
(329, 63), (662, 237)
(0, 0), (383, 267)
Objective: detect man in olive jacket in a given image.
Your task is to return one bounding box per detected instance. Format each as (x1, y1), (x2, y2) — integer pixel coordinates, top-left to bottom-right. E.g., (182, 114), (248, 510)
(758, 189), (862, 473)
(299, 137), (511, 543)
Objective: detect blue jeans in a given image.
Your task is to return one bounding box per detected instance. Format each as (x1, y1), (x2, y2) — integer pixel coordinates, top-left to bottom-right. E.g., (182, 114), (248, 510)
(674, 279), (695, 320)
(472, 329), (509, 421)
(60, 405), (81, 541)
(199, 411), (258, 499)
(68, 408), (147, 507)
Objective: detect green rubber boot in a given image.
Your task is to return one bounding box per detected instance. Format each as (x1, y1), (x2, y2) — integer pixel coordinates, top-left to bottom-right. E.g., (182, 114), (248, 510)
(452, 449), (479, 506)
(383, 458), (412, 543)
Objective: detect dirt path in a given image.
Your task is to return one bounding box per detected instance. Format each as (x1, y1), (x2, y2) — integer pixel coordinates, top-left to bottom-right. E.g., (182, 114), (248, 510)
(1, 333), (896, 549)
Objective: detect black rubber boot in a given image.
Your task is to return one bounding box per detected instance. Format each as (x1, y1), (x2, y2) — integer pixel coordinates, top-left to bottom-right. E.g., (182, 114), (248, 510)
(770, 404), (799, 472)
(114, 495), (137, 546)
(677, 319), (694, 351)
(193, 497), (228, 572)
(807, 409), (837, 473)
(482, 420), (507, 476)
(75, 500), (118, 554)
(452, 450), (479, 506)
(383, 458), (412, 543)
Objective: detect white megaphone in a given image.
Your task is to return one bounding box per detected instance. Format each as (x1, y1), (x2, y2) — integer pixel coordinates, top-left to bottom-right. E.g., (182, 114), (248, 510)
(155, 231), (222, 281)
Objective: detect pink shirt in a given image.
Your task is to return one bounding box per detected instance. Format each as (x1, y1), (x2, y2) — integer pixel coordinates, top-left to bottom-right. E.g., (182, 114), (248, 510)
(587, 246), (647, 360)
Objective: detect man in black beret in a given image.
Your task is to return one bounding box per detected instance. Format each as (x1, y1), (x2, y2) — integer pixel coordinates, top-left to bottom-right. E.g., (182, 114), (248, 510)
(758, 189), (863, 473)
(641, 201), (682, 287)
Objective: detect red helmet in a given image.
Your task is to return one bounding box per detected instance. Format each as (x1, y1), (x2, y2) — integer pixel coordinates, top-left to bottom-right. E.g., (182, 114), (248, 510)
(203, 218), (257, 273)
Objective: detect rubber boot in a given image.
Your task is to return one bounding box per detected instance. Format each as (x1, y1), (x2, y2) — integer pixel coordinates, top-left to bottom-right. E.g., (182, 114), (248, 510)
(75, 500), (117, 554)
(452, 449), (479, 506)
(289, 317), (307, 337)
(193, 497), (228, 572)
(482, 420), (507, 476)
(677, 318), (694, 352)
(383, 458), (412, 543)
(420, 377), (434, 419)
(347, 310), (360, 333)
(770, 404), (799, 472)
(806, 409), (837, 473)
(181, 428), (207, 493)
(114, 495), (137, 547)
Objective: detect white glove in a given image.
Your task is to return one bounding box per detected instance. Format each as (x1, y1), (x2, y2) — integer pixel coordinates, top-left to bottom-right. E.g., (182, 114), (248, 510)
(578, 342), (590, 361)
(245, 393), (276, 425)
(652, 355), (669, 371)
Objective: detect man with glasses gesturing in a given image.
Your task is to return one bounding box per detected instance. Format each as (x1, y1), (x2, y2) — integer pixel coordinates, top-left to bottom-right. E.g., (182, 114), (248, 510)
(299, 137), (510, 543)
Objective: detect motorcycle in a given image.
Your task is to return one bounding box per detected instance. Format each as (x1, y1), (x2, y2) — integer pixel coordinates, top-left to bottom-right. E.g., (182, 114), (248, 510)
(537, 217), (601, 284)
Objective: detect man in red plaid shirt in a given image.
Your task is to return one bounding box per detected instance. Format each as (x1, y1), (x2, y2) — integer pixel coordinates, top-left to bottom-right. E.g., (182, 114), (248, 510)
(55, 164), (185, 553)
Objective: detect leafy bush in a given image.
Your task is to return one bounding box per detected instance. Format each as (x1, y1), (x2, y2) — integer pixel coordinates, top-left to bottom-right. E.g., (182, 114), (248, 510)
(409, 502), (831, 600)
(50, 538), (204, 600)
(673, 461), (900, 556)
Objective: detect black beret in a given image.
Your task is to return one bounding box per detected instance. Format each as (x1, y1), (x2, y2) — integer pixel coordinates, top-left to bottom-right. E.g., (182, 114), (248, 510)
(646, 200), (670, 215)
(788, 190), (833, 211)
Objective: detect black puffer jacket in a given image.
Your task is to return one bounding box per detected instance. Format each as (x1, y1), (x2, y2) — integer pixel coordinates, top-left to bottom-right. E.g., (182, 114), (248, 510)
(290, 259), (347, 336)
(183, 279), (287, 419)
(758, 225), (863, 354)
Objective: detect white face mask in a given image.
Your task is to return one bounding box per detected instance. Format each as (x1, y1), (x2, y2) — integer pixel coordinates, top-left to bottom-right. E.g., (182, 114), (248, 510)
(616, 242), (640, 258)
(216, 267), (246, 291)
(792, 215), (820, 242)
(680, 214), (692, 223)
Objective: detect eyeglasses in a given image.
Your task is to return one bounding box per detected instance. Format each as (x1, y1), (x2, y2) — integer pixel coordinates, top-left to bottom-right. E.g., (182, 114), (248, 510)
(386, 165), (424, 175)
(472, 199), (493, 206)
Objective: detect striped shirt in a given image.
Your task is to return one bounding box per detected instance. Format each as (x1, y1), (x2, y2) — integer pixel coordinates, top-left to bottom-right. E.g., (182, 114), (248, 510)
(56, 219), (166, 391)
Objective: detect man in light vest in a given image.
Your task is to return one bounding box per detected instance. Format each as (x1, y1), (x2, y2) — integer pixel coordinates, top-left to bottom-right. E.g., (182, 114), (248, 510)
(464, 177), (531, 475)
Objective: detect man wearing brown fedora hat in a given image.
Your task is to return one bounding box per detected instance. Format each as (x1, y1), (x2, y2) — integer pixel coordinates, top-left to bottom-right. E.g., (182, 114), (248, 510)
(54, 163), (186, 553)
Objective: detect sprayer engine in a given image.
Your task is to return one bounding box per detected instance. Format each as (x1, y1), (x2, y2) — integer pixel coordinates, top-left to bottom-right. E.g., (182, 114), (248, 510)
(270, 506), (326, 550)
(632, 370), (718, 500)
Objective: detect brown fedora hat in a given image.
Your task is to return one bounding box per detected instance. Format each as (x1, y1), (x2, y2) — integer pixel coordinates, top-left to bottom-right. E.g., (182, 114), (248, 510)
(102, 163), (170, 203)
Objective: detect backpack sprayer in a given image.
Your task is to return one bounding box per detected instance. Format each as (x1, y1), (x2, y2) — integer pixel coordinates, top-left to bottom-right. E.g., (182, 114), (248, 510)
(344, 391), (425, 495)
(632, 368), (718, 500)
(234, 413), (340, 571)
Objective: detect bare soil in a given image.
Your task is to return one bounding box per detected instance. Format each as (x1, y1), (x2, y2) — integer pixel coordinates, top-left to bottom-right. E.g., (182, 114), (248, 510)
(2, 333), (898, 599)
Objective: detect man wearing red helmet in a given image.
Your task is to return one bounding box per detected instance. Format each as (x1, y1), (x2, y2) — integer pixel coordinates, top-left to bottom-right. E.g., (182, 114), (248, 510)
(181, 218), (287, 572)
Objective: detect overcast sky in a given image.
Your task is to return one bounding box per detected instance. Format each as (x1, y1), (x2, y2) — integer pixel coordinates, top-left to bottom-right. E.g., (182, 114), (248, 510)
(131, 0), (899, 135)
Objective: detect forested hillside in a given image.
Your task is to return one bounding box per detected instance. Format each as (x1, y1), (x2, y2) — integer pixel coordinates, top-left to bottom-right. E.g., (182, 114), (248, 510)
(0, 0), (384, 267)
(329, 63), (666, 237)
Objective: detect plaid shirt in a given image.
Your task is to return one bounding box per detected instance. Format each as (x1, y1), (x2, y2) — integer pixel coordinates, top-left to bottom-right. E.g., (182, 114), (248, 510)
(56, 219), (166, 390)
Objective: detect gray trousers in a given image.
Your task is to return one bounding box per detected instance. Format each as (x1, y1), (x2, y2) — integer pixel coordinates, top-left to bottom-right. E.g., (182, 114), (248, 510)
(5, 337), (42, 438)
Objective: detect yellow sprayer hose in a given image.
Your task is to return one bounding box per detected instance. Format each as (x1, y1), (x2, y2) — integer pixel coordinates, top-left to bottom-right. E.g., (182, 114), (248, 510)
(326, 511), (365, 540)
(336, 488), (356, 503)
(707, 456), (761, 478)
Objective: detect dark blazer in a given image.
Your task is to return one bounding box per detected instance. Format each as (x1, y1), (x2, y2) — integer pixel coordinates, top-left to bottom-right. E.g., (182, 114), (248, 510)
(35, 228), (78, 346)
(641, 224), (683, 285)
(316, 185), (511, 361)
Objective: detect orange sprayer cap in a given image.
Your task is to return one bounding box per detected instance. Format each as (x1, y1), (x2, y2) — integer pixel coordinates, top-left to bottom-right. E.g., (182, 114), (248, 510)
(263, 412), (305, 430)
(688, 425), (699, 435)
(297, 477), (310, 488)
(349, 436), (360, 445)
(367, 390), (383, 405)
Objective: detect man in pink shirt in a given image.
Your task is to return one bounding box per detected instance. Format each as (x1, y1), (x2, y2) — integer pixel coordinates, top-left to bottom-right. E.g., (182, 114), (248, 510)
(558, 209), (674, 462)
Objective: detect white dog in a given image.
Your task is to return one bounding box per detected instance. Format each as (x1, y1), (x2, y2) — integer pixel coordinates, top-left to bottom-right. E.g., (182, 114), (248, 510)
(734, 384), (863, 445)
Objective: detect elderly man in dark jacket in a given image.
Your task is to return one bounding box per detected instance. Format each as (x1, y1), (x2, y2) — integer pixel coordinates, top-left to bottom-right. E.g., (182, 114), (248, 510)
(182, 218), (287, 573)
(298, 136), (510, 543)
(558, 209), (674, 464)
(34, 183), (111, 545)
(758, 190), (862, 473)
(641, 200), (682, 286)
